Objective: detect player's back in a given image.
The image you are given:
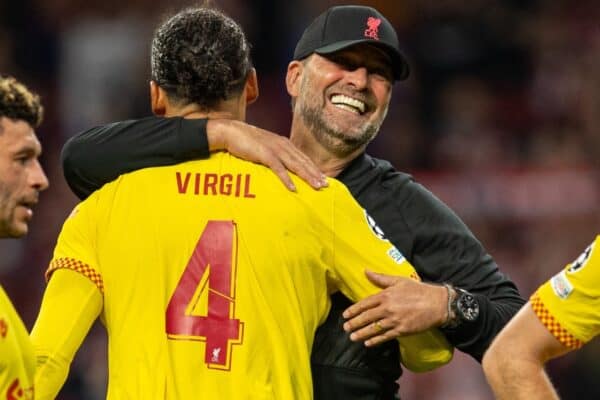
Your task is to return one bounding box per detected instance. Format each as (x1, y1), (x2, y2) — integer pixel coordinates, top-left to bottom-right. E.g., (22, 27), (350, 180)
(83, 153), (368, 399)
(61, 152), (451, 399)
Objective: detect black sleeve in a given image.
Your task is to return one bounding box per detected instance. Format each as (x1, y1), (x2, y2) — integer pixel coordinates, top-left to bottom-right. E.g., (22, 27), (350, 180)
(400, 180), (525, 361)
(62, 116), (209, 199)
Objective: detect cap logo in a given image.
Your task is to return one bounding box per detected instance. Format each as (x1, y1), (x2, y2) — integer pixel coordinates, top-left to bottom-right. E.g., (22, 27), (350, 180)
(364, 17), (381, 40)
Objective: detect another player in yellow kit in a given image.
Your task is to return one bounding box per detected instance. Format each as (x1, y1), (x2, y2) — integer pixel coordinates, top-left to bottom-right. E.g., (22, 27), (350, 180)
(484, 236), (600, 399)
(0, 76), (49, 398)
(30, 7), (452, 400)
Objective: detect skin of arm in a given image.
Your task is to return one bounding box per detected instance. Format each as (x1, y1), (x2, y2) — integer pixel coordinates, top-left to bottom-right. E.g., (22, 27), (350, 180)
(30, 269), (103, 400)
(482, 303), (571, 400)
(207, 119), (326, 191)
(62, 117), (326, 200)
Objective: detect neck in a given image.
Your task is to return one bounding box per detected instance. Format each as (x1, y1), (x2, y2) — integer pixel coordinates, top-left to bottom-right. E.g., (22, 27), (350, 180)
(289, 118), (365, 178)
(165, 99), (242, 121)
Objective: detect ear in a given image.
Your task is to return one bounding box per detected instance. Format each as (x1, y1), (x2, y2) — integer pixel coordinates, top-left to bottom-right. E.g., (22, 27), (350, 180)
(245, 68), (259, 105)
(286, 60), (304, 98)
(150, 80), (167, 116)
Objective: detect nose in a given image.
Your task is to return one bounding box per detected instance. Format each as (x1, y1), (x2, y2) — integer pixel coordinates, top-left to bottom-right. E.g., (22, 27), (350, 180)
(31, 160), (49, 192)
(345, 67), (369, 89)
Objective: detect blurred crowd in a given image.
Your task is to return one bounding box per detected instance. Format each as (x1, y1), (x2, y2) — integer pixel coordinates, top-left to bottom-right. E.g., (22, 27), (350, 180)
(1, 0), (599, 398)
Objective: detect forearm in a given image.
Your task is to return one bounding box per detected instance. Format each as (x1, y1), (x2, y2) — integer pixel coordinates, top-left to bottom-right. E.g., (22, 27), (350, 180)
(484, 352), (558, 400)
(413, 239), (525, 359)
(31, 269), (103, 400)
(482, 303), (569, 400)
(442, 282), (525, 360)
(62, 117), (209, 199)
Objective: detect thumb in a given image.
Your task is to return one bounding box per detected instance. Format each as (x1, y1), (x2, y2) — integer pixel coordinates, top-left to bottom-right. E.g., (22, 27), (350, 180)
(365, 270), (399, 288)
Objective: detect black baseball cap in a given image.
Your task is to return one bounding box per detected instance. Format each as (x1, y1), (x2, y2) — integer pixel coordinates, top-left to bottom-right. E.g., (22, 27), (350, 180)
(293, 5), (409, 81)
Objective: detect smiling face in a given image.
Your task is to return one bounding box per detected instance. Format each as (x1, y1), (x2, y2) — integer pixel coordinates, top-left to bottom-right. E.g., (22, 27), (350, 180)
(287, 43), (393, 158)
(0, 117), (49, 238)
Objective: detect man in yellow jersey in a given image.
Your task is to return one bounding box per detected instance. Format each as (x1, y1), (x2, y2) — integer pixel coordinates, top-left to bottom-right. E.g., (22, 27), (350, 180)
(0, 75), (49, 399)
(30, 7), (452, 399)
(483, 237), (600, 399)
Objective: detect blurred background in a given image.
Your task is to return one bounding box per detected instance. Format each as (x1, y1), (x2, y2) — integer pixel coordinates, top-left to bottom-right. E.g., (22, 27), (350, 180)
(1, 0), (599, 398)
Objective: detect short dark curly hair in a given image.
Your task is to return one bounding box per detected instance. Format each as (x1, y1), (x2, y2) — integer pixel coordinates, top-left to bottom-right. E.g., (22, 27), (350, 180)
(0, 75), (43, 130)
(151, 7), (252, 110)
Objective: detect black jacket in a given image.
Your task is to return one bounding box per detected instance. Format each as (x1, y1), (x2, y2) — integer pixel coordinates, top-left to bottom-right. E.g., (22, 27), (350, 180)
(62, 117), (524, 399)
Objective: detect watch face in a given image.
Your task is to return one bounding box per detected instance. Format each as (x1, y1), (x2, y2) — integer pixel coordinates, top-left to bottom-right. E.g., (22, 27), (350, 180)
(457, 292), (479, 322)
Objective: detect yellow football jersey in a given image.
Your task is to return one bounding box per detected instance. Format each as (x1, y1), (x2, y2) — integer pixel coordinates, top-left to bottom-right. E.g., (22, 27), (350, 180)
(0, 285), (34, 400)
(44, 153), (451, 399)
(532, 235), (600, 350)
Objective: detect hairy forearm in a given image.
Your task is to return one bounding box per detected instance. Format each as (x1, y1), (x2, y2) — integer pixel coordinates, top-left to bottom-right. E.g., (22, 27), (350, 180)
(484, 352), (559, 400)
(482, 304), (569, 400)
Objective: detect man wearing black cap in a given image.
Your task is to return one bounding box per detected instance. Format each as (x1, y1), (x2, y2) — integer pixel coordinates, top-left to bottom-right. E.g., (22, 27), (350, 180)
(59, 5), (524, 399)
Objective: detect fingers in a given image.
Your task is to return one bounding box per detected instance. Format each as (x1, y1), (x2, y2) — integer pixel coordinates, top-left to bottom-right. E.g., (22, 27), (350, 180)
(268, 135), (327, 190)
(342, 293), (381, 320)
(346, 319), (399, 347)
(258, 151), (298, 192)
(365, 270), (400, 288)
(219, 119), (327, 191)
(364, 326), (400, 347)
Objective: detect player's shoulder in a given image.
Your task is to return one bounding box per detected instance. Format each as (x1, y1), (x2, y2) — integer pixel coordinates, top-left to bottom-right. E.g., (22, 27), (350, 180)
(565, 236), (600, 275)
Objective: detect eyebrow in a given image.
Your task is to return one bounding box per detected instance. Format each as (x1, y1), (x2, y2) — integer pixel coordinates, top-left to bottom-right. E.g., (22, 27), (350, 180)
(12, 141), (42, 157)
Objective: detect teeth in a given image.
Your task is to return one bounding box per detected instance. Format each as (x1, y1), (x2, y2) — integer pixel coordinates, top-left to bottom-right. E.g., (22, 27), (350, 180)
(331, 95), (365, 114)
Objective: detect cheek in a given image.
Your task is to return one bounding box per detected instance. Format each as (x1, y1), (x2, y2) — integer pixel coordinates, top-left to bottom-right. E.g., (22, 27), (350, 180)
(373, 87), (392, 113)
(0, 177), (20, 206)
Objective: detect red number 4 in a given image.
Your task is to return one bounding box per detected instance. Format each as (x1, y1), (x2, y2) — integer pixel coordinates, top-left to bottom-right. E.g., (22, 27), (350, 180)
(166, 220), (244, 370)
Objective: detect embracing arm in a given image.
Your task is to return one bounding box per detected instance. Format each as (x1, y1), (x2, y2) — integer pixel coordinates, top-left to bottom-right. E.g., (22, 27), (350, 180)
(62, 117), (209, 199)
(30, 269), (103, 400)
(342, 175), (524, 358)
(397, 181), (525, 360)
(482, 303), (568, 399)
(62, 117), (325, 199)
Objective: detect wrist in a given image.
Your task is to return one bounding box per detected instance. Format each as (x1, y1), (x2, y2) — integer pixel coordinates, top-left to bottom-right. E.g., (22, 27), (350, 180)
(441, 284), (480, 328)
(441, 284), (458, 327)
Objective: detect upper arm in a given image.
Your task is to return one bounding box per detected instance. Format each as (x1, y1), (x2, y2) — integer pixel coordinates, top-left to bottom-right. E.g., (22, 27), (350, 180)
(31, 198), (103, 399)
(62, 117), (209, 199)
(487, 303), (571, 365)
(533, 237), (600, 345)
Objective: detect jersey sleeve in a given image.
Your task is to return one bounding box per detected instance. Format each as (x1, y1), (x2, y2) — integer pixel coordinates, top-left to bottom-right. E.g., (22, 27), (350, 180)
(532, 236), (600, 349)
(62, 117), (209, 199)
(30, 269), (103, 400)
(46, 196), (103, 293)
(325, 182), (453, 372)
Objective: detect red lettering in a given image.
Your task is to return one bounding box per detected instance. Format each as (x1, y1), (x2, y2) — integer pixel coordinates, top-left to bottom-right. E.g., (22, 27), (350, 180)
(0, 318), (7, 338)
(244, 175), (256, 198)
(194, 173), (201, 195)
(204, 174), (218, 195)
(176, 172), (191, 194)
(220, 174), (233, 196)
(7, 379), (22, 400)
(165, 221), (243, 370)
(235, 174), (242, 197)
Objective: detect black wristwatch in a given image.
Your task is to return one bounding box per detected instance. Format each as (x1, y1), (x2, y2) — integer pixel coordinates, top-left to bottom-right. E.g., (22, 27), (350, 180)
(443, 286), (480, 328)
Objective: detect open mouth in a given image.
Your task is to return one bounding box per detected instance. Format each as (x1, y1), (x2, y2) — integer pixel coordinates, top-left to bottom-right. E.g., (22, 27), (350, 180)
(330, 94), (367, 115)
(19, 200), (37, 216)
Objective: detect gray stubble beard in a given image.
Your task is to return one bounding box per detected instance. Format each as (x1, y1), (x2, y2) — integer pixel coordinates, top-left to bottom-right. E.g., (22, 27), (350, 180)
(297, 101), (380, 159)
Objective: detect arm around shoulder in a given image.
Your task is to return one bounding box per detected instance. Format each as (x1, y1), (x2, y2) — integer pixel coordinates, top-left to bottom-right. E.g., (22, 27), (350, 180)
(62, 117), (209, 199)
